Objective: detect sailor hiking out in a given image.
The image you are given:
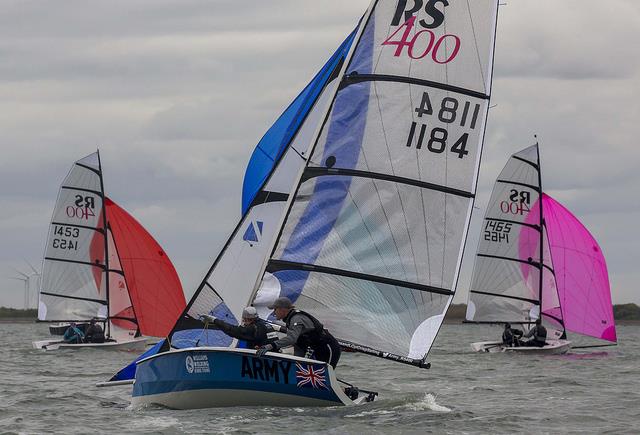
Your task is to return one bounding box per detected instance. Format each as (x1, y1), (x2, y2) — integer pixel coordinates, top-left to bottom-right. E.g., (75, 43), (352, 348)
(521, 323), (548, 347)
(257, 297), (341, 368)
(201, 307), (284, 349)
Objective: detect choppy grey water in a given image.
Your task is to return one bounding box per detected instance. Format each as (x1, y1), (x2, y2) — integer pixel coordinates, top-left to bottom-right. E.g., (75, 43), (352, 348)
(1, 323), (639, 434)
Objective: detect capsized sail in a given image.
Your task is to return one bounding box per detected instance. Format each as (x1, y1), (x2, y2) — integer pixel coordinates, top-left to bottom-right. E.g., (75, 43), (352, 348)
(249, 0), (499, 365)
(38, 152), (109, 322)
(105, 198), (186, 337)
(539, 194), (616, 342)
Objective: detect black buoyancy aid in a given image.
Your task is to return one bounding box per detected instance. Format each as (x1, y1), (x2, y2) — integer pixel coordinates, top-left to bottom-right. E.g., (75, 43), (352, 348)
(285, 310), (328, 349)
(252, 319), (279, 347)
(534, 325), (547, 342)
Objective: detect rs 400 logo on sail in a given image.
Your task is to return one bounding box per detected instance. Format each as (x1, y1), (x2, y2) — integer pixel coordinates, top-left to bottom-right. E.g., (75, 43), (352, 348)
(384, 0), (459, 63)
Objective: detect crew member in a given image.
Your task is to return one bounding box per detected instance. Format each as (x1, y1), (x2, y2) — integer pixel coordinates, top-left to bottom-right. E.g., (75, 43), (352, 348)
(521, 323), (547, 347)
(201, 307), (284, 348)
(84, 319), (105, 343)
(501, 323), (523, 347)
(62, 322), (84, 344)
(256, 297), (341, 369)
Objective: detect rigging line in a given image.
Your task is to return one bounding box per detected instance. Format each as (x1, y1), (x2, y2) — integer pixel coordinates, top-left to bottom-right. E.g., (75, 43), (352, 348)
(372, 80), (419, 296)
(466, 0), (487, 94)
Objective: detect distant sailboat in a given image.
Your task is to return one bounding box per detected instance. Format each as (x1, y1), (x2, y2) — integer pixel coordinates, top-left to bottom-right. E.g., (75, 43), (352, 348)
(34, 151), (186, 351)
(104, 0), (499, 408)
(465, 144), (617, 353)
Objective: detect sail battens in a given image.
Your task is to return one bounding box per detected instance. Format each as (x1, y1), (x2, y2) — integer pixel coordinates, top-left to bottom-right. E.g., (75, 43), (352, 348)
(249, 191), (289, 208)
(75, 162), (101, 176)
(303, 167), (475, 198)
(267, 260), (454, 296)
(485, 217), (540, 231)
(60, 185), (103, 196)
(495, 179), (541, 192)
(470, 290), (539, 305)
(44, 256), (105, 269)
(50, 221), (105, 233)
(477, 253), (541, 268)
(340, 73), (491, 100)
(512, 156), (539, 170)
(40, 291), (107, 305)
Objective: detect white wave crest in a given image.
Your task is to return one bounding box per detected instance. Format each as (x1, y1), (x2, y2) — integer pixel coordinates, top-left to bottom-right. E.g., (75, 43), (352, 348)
(403, 393), (451, 413)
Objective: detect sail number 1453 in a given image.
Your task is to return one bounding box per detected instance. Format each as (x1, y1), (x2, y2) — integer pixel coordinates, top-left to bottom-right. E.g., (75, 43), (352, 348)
(406, 92), (481, 159)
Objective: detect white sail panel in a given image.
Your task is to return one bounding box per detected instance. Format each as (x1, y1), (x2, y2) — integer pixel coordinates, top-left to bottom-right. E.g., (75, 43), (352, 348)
(467, 145), (558, 325)
(39, 152), (107, 322)
(353, 0), (496, 93)
(253, 0), (499, 363)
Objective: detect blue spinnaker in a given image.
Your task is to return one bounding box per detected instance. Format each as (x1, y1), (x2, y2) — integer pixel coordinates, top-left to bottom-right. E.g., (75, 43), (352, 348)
(241, 30), (356, 214)
(109, 31), (356, 382)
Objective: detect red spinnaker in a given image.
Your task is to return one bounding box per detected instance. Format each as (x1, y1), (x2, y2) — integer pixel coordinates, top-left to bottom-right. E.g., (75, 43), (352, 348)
(105, 198), (186, 337)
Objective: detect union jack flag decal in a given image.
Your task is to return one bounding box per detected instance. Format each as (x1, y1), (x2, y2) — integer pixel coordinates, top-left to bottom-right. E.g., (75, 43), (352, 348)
(295, 363), (328, 390)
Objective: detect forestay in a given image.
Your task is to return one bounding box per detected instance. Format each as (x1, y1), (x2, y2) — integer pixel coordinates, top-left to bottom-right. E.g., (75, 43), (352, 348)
(251, 0), (499, 365)
(38, 152), (109, 323)
(166, 31), (358, 348)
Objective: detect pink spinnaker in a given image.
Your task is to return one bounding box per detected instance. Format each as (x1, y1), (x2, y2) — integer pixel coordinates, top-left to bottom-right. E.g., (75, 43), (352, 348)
(522, 194), (616, 342)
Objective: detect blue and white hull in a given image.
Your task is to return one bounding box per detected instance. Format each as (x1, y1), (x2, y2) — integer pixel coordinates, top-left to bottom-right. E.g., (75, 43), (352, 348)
(132, 347), (367, 409)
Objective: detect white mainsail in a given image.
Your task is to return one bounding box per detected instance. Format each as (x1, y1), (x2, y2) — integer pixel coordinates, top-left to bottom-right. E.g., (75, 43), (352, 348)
(167, 31), (357, 348)
(465, 145), (561, 330)
(248, 0), (500, 365)
(38, 152), (110, 323)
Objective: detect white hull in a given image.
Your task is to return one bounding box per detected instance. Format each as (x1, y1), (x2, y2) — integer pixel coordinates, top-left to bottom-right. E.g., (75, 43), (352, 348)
(32, 337), (148, 351)
(470, 339), (571, 354)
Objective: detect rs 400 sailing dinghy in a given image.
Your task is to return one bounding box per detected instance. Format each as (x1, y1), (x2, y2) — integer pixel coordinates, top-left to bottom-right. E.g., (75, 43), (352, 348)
(101, 0), (499, 408)
(465, 144), (617, 354)
(34, 151), (186, 351)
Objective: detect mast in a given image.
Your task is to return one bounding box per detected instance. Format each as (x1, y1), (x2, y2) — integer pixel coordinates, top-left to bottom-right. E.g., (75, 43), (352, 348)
(97, 149), (111, 338)
(535, 137), (543, 326)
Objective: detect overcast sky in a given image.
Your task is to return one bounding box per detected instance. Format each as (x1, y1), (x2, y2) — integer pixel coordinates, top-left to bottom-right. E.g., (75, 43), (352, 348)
(1, 0), (638, 309)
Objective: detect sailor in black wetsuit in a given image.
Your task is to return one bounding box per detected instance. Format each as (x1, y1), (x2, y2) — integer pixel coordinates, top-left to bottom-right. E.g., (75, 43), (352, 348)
(521, 323), (548, 347)
(202, 307), (284, 349)
(502, 323), (523, 347)
(256, 297), (341, 368)
(84, 319), (105, 343)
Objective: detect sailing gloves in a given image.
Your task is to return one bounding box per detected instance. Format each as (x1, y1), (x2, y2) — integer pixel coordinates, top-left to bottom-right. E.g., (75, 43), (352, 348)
(256, 343), (278, 357)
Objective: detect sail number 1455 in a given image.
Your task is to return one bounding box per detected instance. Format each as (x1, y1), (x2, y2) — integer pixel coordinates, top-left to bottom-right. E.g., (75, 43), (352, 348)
(406, 92), (481, 159)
